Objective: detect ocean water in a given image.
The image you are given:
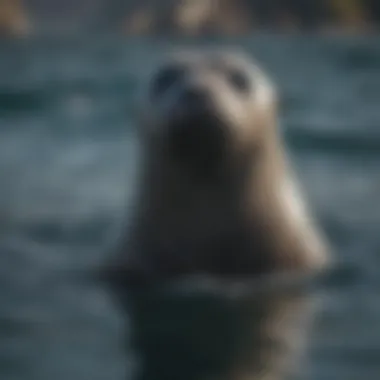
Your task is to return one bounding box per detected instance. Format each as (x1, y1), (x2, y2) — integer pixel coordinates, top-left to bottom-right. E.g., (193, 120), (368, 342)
(0, 35), (379, 380)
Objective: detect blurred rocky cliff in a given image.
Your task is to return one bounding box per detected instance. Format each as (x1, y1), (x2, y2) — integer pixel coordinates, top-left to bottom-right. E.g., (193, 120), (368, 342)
(1, 0), (380, 38)
(0, 0), (31, 37)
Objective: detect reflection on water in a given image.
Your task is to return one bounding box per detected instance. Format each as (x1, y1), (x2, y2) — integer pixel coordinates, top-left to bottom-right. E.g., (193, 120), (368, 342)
(110, 273), (328, 380)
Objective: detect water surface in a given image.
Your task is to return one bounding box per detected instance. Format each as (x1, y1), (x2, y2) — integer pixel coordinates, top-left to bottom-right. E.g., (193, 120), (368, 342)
(0, 35), (379, 380)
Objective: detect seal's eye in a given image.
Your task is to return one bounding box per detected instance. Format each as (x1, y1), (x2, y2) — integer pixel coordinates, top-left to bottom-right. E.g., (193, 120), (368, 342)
(151, 65), (185, 97)
(226, 68), (250, 93)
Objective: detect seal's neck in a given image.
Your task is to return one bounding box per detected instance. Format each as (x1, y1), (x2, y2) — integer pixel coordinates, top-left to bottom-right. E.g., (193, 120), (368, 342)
(128, 130), (328, 279)
(136, 130), (287, 246)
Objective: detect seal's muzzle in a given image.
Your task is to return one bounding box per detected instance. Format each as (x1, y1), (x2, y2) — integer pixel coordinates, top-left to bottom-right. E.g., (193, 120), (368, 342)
(165, 83), (230, 177)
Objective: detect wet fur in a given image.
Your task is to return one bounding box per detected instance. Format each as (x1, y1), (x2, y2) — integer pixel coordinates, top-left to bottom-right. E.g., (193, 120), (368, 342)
(106, 48), (329, 286)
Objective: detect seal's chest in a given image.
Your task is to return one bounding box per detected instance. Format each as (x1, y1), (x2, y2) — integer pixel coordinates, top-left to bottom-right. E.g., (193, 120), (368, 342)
(146, 226), (274, 278)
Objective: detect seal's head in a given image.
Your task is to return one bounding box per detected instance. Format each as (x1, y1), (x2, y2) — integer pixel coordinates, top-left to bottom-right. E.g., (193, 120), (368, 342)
(138, 49), (277, 179)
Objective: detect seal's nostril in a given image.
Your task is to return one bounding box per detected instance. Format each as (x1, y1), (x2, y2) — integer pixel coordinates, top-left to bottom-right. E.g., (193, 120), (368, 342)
(180, 86), (209, 107)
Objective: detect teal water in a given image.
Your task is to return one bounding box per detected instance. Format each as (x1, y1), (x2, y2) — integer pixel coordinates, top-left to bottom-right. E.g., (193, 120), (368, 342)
(0, 35), (379, 380)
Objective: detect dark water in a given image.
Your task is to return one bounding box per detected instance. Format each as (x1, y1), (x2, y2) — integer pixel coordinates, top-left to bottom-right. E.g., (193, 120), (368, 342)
(0, 35), (379, 380)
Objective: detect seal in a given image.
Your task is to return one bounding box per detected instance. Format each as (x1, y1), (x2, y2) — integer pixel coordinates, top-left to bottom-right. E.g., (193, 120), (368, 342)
(107, 48), (330, 287)
(101, 48), (331, 380)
